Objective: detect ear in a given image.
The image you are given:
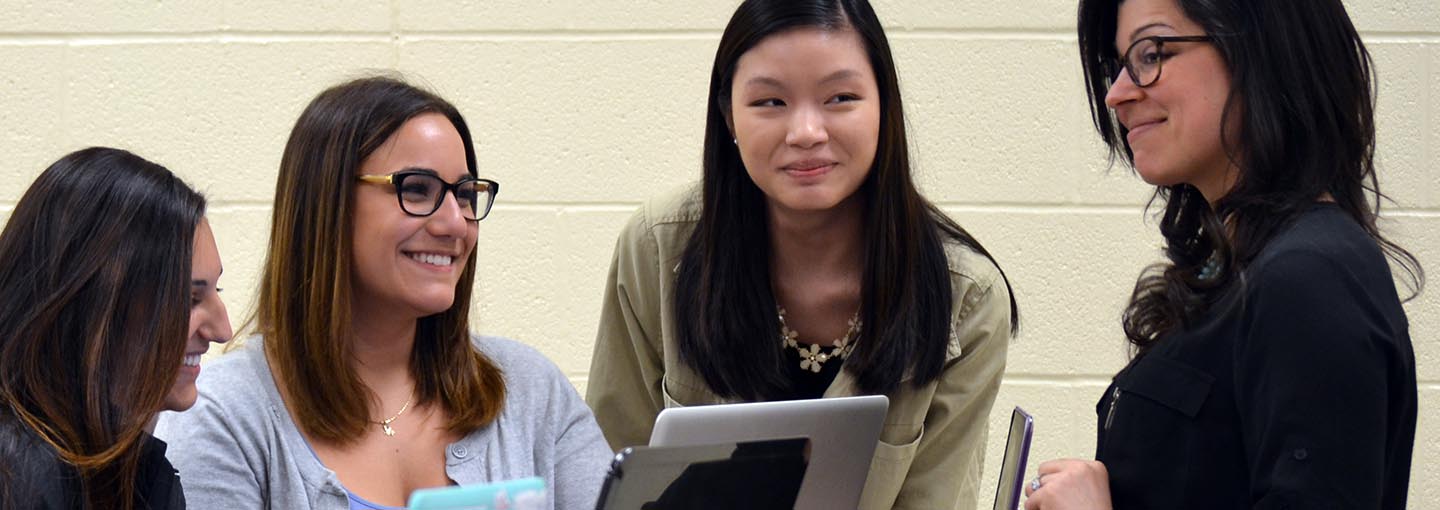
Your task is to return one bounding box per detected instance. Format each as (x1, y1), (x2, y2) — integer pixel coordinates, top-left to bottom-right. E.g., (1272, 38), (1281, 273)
(721, 102), (736, 140)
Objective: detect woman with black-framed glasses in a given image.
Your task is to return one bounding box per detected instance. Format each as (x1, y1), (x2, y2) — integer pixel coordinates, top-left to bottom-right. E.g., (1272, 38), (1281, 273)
(156, 76), (611, 510)
(1023, 0), (1423, 509)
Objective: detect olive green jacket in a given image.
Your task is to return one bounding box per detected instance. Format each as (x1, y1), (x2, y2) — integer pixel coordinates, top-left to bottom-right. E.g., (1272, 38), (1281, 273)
(585, 185), (1011, 510)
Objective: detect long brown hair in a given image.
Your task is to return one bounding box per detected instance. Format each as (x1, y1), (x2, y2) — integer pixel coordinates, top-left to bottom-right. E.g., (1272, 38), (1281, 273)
(255, 75), (504, 444)
(0, 147), (205, 509)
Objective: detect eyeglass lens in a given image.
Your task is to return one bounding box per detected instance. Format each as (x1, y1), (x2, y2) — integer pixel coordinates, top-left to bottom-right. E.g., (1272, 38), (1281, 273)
(395, 173), (491, 220)
(1124, 38), (1162, 87)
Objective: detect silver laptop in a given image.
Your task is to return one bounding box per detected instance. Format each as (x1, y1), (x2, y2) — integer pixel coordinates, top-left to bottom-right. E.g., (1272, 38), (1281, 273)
(648, 395), (889, 510)
(595, 438), (810, 510)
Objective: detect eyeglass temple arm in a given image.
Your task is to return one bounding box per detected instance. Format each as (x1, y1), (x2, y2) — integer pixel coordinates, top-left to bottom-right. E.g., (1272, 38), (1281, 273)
(356, 175), (394, 184)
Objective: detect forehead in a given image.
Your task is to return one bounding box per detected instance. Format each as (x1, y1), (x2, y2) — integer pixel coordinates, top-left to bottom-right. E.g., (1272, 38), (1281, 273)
(1114, 0), (1202, 50)
(363, 113), (469, 180)
(734, 27), (873, 82)
(192, 217), (222, 277)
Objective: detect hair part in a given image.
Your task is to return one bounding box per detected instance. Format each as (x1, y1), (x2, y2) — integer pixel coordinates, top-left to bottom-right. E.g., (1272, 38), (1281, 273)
(0, 147), (206, 510)
(1077, 0), (1424, 357)
(675, 0), (1018, 400)
(255, 75), (504, 444)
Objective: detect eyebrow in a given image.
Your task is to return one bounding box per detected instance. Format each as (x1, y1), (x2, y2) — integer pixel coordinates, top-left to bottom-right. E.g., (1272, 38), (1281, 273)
(1117, 21), (1175, 51)
(1126, 22), (1174, 44)
(819, 69), (860, 85)
(399, 166), (439, 176)
(402, 167), (481, 185)
(744, 76), (785, 89)
(191, 269), (223, 289)
(743, 69), (864, 89)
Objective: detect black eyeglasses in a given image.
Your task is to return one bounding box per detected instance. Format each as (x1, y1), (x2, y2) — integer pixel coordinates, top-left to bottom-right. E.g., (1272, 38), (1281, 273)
(1113, 35), (1215, 88)
(356, 171), (499, 221)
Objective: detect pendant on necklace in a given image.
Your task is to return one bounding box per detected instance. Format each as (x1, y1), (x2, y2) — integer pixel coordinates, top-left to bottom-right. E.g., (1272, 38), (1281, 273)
(375, 398), (411, 438)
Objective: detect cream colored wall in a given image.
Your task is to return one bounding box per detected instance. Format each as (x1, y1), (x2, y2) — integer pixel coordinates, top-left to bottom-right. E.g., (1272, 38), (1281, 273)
(1, 1), (1435, 508)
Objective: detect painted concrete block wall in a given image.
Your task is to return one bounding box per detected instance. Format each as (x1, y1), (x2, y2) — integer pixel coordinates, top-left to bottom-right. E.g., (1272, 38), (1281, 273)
(0, 1), (1434, 508)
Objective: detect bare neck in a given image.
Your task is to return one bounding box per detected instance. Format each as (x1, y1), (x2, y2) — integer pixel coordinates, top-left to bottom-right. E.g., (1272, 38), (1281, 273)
(767, 197), (866, 296)
(348, 303), (418, 398)
(1195, 163), (1241, 207)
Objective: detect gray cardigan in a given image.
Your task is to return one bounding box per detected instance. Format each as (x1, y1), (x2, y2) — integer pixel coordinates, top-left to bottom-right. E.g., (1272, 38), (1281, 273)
(155, 335), (612, 510)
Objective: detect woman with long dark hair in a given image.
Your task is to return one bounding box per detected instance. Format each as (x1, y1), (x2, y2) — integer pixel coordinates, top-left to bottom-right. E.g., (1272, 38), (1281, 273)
(0, 147), (230, 509)
(586, 1), (1018, 508)
(156, 76), (611, 509)
(1023, 0), (1423, 508)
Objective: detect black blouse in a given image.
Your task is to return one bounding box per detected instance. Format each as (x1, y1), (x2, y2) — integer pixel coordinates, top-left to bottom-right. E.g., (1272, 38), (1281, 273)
(1095, 204), (1416, 509)
(0, 413), (184, 510)
(781, 339), (845, 401)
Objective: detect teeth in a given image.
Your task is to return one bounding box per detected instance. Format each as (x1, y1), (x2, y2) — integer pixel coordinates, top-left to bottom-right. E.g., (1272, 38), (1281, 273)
(409, 253), (453, 266)
(183, 354), (201, 367)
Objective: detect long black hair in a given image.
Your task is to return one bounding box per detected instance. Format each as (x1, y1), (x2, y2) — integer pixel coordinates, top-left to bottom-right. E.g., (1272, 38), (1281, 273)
(674, 0), (1018, 400)
(0, 147), (206, 510)
(1077, 0), (1424, 356)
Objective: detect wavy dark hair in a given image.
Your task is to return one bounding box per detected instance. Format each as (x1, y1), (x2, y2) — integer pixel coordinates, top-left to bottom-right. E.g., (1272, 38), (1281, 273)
(1077, 0), (1424, 356)
(0, 148), (206, 510)
(254, 75), (505, 444)
(674, 0), (1018, 400)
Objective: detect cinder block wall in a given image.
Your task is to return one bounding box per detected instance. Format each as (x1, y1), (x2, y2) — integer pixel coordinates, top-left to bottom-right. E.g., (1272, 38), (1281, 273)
(1, 2), (1434, 508)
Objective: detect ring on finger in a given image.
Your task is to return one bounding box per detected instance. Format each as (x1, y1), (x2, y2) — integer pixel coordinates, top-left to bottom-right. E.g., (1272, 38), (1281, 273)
(1030, 476), (1043, 491)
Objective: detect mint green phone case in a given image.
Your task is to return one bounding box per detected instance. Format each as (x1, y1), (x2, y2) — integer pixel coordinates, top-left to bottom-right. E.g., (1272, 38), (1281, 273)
(407, 477), (546, 510)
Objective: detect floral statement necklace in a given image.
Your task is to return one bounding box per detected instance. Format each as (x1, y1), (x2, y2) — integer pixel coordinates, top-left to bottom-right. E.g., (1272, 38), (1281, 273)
(778, 307), (861, 373)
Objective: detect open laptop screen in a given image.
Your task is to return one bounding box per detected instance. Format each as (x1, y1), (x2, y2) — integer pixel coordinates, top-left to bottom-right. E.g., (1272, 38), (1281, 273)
(648, 395), (888, 510)
(596, 438), (809, 510)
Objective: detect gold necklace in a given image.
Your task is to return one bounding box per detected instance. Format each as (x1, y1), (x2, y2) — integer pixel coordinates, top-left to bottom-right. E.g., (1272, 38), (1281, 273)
(370, 398), (412, 437)
(778, 307), (861, 373)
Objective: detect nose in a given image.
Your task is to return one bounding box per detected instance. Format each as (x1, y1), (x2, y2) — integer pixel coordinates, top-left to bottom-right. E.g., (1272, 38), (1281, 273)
(785, 105), (829, 149)
(197, 295), (233, 346)
(211, 301), (233, 345)
(1104, 68), (1143, 109)
(426, 189), (472, 238)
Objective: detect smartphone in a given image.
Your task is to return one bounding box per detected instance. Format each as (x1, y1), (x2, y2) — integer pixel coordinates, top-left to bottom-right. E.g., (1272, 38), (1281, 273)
(408, 477), (546, 510)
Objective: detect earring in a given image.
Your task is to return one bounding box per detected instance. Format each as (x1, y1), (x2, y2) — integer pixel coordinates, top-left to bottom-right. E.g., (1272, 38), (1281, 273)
(733, 138), (738, 145)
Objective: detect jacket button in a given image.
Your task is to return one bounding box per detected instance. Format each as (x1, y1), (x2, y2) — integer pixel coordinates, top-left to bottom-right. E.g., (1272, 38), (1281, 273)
(1292, 448), (1308, 461)
(452, 446), (468, 459)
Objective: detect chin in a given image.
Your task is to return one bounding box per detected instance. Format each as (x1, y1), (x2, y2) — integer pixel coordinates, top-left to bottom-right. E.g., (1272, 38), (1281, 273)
(399, 285), (460, 314)
(163, 393), (197, 413)
(412, 298), (458, 317)
(1132, 162), (1179, 188)
(773, 192), (848, 212)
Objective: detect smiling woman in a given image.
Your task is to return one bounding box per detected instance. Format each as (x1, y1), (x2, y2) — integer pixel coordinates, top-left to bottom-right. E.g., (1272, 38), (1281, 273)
(163, 217), (233, 413)
(350, 113), (486, 322)
(730, 27), (879, 215)
(585, 1), (1019, 509)
(1100, 8), (1234, 198)
(1019, 0), (1425, 508)
(155, 76), (612, 510)
(0, 147), (214, 510)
